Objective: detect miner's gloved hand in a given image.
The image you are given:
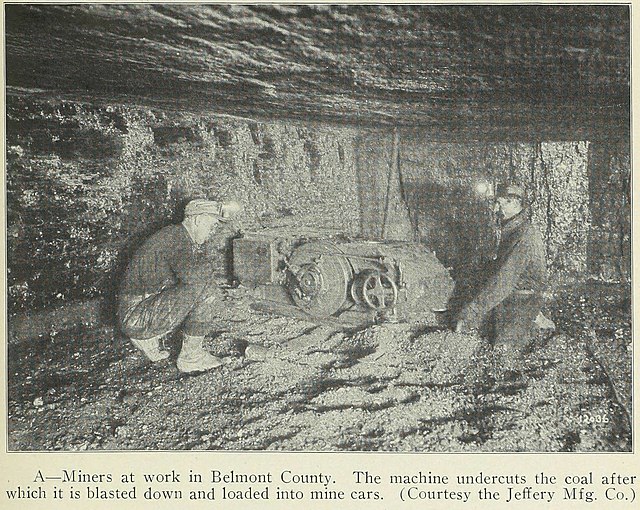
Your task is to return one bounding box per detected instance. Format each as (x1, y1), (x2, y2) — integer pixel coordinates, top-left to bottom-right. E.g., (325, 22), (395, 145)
(455, 320), (467, 334)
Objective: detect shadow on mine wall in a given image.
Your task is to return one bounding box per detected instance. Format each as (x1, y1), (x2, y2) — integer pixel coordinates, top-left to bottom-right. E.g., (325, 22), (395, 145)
(401, 179), (497, 318)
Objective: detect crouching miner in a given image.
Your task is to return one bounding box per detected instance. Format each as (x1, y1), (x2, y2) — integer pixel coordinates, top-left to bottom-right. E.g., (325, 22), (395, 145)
(455, 185), (547, 354)
(118, 199), (242, 373)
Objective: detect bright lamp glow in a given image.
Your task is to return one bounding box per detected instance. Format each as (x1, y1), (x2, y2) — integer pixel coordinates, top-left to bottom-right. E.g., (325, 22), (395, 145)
(475, 180), (493, 197)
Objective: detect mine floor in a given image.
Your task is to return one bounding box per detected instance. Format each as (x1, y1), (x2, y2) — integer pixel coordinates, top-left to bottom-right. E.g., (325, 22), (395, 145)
(7, 281), (631, 452)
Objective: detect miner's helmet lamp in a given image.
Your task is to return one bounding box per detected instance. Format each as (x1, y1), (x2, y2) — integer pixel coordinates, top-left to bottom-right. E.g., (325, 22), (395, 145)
(218, 200), (243, 222)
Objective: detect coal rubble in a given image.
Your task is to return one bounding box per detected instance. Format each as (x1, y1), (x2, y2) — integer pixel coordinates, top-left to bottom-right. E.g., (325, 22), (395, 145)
(7, 283), (630, 452)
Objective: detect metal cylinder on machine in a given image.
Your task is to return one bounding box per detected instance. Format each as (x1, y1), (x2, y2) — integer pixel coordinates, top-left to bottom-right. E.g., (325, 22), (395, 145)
(286, 241), (353, 317)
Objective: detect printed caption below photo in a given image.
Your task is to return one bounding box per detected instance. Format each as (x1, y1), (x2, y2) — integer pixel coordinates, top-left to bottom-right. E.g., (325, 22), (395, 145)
(4, 468), (638, 506)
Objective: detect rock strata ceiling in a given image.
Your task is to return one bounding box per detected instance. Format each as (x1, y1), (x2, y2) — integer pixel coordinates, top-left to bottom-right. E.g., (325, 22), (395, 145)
(5, 4), (630, 140)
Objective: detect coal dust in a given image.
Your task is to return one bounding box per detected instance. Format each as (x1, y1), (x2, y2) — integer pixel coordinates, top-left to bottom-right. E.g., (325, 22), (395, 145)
(7, 282), (630, 452)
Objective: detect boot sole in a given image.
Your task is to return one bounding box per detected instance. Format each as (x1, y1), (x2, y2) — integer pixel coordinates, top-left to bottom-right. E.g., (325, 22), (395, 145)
(176, 359), (224, 373)
(177, 365), (224, 374)
(139, 351), (170, 363)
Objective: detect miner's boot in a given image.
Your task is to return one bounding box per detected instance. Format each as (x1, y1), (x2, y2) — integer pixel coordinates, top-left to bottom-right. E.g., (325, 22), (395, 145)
(130, 333), (170, 363)
(177, 334), (223, 373)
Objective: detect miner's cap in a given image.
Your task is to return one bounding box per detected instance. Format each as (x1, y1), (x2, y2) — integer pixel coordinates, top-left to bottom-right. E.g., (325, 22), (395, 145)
(184, 199), (243, 221)
(495, 184), (525, 200)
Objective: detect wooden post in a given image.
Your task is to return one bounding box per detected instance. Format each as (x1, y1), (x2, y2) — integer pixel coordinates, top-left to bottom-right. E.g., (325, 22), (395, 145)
(381, 127), (399, 239)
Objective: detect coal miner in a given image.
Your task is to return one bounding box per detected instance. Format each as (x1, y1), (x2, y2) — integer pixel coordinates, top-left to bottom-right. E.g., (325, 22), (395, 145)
(118, 199), (242, 373)
(455, 185), (547, 352)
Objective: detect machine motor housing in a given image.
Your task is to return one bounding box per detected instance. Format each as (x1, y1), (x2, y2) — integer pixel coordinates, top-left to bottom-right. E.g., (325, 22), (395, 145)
(232, 228), (454, 325)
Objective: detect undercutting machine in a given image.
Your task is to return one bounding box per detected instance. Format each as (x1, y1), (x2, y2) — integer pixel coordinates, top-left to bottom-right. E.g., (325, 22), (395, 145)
(232, 228), (454, 325)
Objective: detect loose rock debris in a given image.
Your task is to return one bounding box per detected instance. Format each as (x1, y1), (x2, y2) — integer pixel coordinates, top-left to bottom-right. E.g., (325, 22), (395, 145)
(8, 284), (631, 452)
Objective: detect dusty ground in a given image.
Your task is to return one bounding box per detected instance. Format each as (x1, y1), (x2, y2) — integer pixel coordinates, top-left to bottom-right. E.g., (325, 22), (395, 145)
(7, 282), (631, 452)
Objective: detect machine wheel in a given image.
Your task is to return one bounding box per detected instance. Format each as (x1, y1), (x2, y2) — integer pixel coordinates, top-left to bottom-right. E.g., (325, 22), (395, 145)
(361, 271), (398, 310)
(287, 241), (352, 317)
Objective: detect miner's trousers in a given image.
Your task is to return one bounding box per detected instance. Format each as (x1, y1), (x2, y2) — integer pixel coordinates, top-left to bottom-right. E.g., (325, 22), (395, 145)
(489, 293), (543, 351)
(118, 282), (220, 340)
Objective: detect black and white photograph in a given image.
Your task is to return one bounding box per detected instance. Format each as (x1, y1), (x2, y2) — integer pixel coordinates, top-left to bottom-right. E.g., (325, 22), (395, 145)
(5, 3), (632, 452)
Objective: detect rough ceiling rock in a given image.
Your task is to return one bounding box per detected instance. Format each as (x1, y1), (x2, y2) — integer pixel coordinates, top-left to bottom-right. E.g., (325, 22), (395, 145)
(5, 4), (630, 140)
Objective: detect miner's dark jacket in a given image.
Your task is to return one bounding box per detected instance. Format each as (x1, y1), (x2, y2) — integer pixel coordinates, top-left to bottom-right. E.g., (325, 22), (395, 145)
(459, 209), (547, 348)
(119, 224), (212, 296)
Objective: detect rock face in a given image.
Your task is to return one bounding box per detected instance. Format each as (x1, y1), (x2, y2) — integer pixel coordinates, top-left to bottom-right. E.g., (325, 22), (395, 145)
(5, 5), (630, 316)
(7, 98), (630, 318)
(587, 141), (632, 282)
(6, 100), (361, 313)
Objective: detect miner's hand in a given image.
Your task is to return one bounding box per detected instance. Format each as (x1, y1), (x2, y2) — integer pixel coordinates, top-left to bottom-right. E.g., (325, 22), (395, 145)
(455, 320), (466, 333)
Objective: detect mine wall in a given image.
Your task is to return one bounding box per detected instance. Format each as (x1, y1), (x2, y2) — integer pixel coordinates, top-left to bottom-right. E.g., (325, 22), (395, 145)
(7, 98), (361, 318)
(6, 96), (630, 327)
(313, 129), (630, 293)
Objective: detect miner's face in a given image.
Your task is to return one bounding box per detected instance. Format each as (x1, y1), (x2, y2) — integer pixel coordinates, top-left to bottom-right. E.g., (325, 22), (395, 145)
(494, 196), (521, 222)
(192, 214), (220, 244)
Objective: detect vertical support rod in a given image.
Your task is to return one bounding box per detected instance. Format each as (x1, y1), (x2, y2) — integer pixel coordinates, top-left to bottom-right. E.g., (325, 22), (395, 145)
(381, 127), (399, 239)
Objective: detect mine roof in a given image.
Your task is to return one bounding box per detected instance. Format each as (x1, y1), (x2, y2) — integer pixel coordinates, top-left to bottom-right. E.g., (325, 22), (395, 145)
(5, 4), (630, 141)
